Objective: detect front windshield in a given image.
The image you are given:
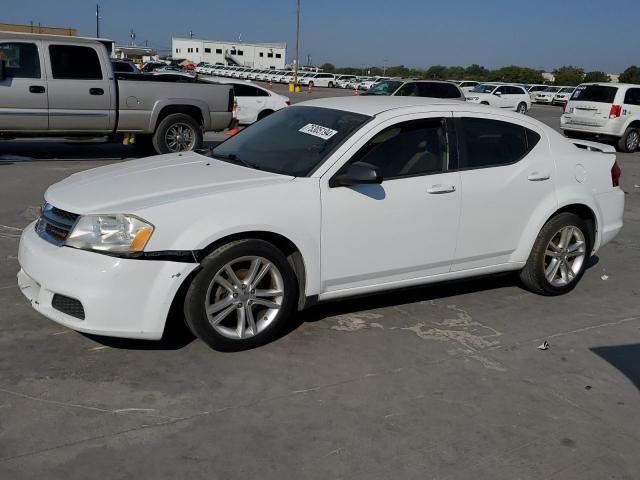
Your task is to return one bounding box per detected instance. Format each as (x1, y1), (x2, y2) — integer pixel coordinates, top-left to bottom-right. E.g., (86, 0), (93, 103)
(365, 80), (403, 95)
(211, 106), (371, 177)
(560, 87), (574, 93)
(544, 87), (561, 93)
(470, 84), (496, 94)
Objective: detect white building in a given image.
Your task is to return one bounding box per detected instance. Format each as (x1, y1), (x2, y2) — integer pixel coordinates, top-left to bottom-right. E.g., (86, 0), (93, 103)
(172, 38), (286, 69)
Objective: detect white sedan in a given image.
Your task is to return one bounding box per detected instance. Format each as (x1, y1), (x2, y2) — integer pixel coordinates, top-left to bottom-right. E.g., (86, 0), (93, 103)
(466, 83), (532, 113)
(203, 79), (289, 124)
(17, 97), (624, 351)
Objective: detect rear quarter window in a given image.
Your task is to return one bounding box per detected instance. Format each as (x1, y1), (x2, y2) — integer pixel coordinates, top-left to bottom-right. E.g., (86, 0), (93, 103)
(572, 85), (618, 103)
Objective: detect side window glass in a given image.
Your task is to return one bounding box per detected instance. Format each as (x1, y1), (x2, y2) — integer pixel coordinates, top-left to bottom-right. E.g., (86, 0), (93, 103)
(49, 45), (102, 80)
(0, 42), (41, 78)
(458, 118), (540, 169)
(396, 83), (417, 96)
(345, 118), (449, 180)
(624, 89), (640, 106)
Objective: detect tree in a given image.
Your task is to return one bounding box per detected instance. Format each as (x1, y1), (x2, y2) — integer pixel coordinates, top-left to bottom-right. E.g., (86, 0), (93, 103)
(553, 66), (585, 86)
(488, 66), (544, 84)
(465, 64), (489, 81)
(619, 66), (640, 84)
(320, 63), (335, 73)
(583, 71), (610, 83)
(446, 66), (466, 80)
(425, 65), (448, 80)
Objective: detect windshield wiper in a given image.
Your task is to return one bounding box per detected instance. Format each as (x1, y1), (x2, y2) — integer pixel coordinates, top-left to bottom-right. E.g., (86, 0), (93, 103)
(211, 152), (261, 170)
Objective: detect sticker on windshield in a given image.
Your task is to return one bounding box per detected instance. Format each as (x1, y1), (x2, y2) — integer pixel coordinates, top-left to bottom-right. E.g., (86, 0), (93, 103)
(299, 123), (338, 140)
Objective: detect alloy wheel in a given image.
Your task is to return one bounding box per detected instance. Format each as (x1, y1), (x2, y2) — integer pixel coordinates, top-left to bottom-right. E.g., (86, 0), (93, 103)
(543, 226), (587, 287)
(205, 256), (285, 340)
(626, 130), (639, 152)
(166, 123), (196, 152)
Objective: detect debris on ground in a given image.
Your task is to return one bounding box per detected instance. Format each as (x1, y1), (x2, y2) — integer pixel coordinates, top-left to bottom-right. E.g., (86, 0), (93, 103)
(537, 341), (550, 350)
(601, 274), (609, 281)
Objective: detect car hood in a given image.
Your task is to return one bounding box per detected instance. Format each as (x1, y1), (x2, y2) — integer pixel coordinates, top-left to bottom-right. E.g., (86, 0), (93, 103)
(45, 151), (293, 214)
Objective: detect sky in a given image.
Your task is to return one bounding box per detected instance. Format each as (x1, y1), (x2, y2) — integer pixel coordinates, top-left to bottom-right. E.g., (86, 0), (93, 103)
(2, 0), (637, 73)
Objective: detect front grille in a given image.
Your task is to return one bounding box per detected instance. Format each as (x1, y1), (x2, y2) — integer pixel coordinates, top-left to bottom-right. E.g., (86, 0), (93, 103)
(35, 203), (79, 246)
(52, 294), (85, 320)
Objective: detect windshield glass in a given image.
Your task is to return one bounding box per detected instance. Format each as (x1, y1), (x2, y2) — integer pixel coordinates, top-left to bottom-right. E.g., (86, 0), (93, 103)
(560, 87), (575, 93)
(544, 87), (561, 93)
(211, 106), (370, 177)
(572, 85), (618, 103)
(365, 80), (404, 95)
(470, 84), (496, 94)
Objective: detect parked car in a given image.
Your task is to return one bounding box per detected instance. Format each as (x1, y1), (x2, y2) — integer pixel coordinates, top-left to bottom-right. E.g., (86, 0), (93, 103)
(298, 72), (336, 88)
(357, 77), (385, 91)
(561, 83), (640, 152)
(527, 84), (549, 96)
(553, 87), (577, 106)
(18, 97), (624, 351)
(0, 33), (235, 154)
(465, 83), (531, 113)
(336, 75), (357, 88)
(207, 79), (289, 124)
(111, 60), (140, 74)
(457, 80), (480, 93)
(363, 79), (465, 100)
(141, 61), (167, 73)
(532, 86), (563, 104)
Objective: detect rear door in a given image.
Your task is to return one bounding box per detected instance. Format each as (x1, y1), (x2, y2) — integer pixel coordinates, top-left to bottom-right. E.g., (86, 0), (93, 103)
(0, 40), (48, 131)
(45, 43), (115, 132)
(232, 83), (268, 123)
(451, 113), (556, 270)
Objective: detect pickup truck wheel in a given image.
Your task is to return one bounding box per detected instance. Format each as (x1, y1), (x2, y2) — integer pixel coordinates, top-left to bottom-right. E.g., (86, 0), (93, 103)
(184, 239), (298, 351)
(519, 213), (591, 296)
(618, 127), (640, 153)
(153, 113), (203, 154)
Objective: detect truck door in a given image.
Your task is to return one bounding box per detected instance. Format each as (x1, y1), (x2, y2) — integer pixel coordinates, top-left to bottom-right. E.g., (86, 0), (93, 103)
(0, 40), (48, 131)
(45, 43), (115, 132)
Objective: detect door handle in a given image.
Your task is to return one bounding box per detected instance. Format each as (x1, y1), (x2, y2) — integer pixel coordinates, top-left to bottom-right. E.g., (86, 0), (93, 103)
(29, 85), (45, 94)
(89, 88), (104, 96)
(527, 172), (551, 182)
(427, 184), (456, 194)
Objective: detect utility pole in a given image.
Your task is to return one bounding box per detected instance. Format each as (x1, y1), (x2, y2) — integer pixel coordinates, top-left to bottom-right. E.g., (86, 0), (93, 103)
(95, 3), (100, 38)
(294, 0), (300, 88)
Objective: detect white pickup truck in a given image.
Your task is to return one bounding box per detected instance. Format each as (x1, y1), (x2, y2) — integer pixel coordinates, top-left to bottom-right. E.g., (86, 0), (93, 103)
(0, 32), (235, 154)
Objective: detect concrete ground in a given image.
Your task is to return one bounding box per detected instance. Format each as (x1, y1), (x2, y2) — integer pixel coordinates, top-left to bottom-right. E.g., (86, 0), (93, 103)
(0, 89), (639, 479)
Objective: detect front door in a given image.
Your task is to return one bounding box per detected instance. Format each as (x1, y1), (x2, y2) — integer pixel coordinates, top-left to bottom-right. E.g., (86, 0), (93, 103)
(0, 41), (48, 131)
(451, 113), (557, 271)
(44, 43), (115, 132)
(321, 114), (461, 296)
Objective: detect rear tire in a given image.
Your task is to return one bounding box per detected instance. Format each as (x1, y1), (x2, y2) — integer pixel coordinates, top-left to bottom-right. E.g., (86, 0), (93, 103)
(184, 239), (299, 351)
(328, 81), (334, 88)
(517, 102), (528, 114)
(152, 113), (203, 154)
(617, 127), (640, 153)
(519, 213), (591, 296)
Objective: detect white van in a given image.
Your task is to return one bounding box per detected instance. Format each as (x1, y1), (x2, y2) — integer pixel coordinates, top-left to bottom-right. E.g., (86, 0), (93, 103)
(561, 83), (640, 152)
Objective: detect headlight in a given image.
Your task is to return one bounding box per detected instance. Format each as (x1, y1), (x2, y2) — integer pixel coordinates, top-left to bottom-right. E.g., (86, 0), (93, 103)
(65, 214), (154, 253)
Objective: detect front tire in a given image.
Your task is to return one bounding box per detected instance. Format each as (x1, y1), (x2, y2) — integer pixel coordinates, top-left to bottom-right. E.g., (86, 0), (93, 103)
(517, 102), (528, 114)
(617, 127), (640, 153)
(519, 213), (591, 296)
(184, 239), (298, 351)
(152, 113), (203, 154)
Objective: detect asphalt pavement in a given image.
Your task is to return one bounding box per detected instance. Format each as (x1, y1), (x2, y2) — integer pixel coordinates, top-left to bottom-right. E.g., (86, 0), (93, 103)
(0, 90), (639, 480)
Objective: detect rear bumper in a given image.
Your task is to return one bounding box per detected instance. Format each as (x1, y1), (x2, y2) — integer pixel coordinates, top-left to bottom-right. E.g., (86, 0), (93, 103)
(594, 189), (625, 250)
(560, 118), (621, 138)
(17, 223), (198, 340)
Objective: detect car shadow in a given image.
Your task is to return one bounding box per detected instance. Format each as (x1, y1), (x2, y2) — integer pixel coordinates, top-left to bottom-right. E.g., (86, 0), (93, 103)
(591, 344), (640, 391)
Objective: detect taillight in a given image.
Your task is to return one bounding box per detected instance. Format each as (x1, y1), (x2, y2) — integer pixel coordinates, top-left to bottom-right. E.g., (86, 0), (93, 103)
(609, 105), (622, 118)
(611, 161), (621, 187)
(563, 102), (569, 114)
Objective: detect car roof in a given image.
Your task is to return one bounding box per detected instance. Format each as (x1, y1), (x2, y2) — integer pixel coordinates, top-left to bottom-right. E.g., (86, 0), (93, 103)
(578, 82), (638, 88)
(298, 96), (473, 116)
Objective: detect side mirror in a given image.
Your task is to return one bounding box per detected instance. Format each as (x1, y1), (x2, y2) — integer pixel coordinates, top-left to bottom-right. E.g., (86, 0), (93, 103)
(494, 91), (502, 96)
(330, 161), (382, 188)
(0, 60), (5, 82)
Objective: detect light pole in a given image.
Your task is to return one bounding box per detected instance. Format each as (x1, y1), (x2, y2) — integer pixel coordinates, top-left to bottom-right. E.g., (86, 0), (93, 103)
(294, 0), (300, 88)
(95, 3), (100, 38)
